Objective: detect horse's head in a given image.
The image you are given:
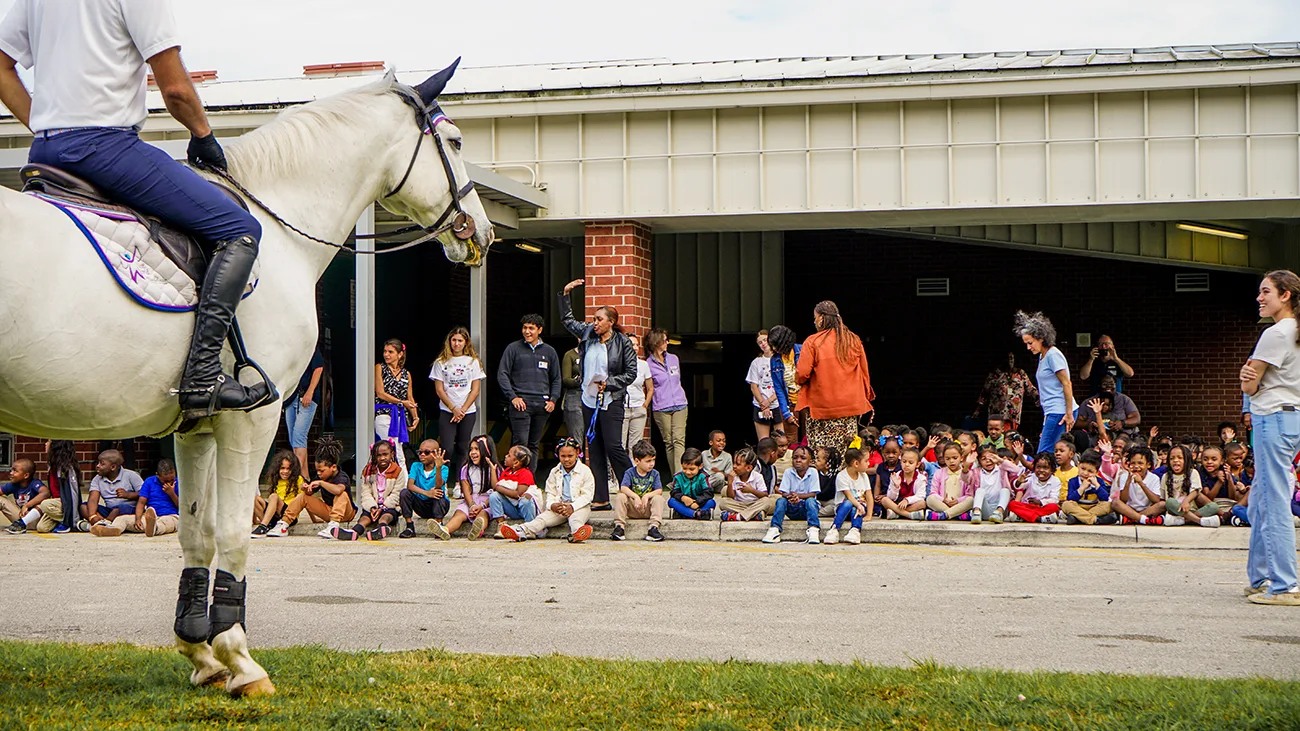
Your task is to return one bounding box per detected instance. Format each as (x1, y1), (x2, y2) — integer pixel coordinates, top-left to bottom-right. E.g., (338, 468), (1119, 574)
(377, 60), (494, 265)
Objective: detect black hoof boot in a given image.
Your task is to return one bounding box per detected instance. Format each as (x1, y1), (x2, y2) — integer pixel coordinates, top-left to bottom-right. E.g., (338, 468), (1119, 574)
(208, 569), (247, 642)
(174, 567), (211, 644)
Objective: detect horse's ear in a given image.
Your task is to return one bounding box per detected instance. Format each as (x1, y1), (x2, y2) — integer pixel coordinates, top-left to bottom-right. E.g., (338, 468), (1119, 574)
(382, 67), (397, 84)
(416, 57), (461, 106)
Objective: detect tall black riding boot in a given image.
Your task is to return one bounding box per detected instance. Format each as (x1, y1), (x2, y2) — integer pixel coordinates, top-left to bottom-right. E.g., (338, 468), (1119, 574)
(176, 235), (276, 419)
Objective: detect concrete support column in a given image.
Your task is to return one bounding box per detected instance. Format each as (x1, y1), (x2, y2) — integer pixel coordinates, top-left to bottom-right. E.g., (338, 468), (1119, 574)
(354, 207), (375, 477)
(582, 221), (652, 335)
(469, 259), (488, 418)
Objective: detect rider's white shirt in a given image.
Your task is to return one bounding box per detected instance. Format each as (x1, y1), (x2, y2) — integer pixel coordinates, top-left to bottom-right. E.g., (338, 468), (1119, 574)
(0, 0), (179, 132)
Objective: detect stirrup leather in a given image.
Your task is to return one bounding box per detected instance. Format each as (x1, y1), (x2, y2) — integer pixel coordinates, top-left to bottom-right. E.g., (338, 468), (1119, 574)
(171, 316), (278, 415)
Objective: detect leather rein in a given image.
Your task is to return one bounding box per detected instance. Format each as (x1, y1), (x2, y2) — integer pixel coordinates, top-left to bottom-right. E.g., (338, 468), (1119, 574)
(197, 85), (478, 258)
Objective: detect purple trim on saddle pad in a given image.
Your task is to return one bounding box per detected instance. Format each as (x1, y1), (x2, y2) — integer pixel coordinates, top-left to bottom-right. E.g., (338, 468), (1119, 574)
(30, 192), (137, 222)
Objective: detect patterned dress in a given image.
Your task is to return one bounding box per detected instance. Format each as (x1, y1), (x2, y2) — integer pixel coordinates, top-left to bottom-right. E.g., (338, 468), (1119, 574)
(978, 368), (1038, 428)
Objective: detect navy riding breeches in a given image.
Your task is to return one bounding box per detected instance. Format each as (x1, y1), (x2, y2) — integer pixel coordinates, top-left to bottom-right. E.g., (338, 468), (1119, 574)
(29, 127), (260, 246)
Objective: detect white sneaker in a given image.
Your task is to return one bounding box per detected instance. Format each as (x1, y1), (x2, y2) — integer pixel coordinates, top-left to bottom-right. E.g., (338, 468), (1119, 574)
(805, 527), (820, 544)
(824, 527), (840, 545)
(318, 521), (338, 539)
(762, 526), (782, 544)
(1201, 515), (1221, 528)
(845, 527), (861, 545)
(267, 521), (290, 538)
(971, 508), (982, 524)
(1163, 515), (1186, 526)
(1039, 514), (1059, 524)
(1005, 512), (1020, 523)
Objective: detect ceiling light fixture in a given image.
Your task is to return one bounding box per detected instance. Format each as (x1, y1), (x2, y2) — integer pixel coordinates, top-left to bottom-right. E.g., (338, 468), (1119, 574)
(1175, 223), (1249, 240)
(515, 242), (543, 253)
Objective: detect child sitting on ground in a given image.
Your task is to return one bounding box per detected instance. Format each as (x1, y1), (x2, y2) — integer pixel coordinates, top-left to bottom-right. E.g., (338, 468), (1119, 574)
(926, 442), (974, 520)
(430, 435), (497, 541)
(500, 437), (594, 543)
(613, 440), (667, 542)
(1008, 452), (1062, 524)
(970, 444), (1012, 524)
(814, 446), (841, 517)
(1053, 439), (1079, 502)
(764, 445), (821, 544)
(716, 447), (776, 522)
(333, 441), (402, 540)
(669, 448), (715, 520)
(270, 438), (356, 538)
(1061, 450), (1115, 525)
(871, 438), (903, 518)
(826, 447), (872, 545)
(1160, 444), (1220, 527)
(702, 430), (732, 491)
(490, 445), (543, 534)
(878, 447), (927, 520)
(1, 459), (49, 535)
(1112, 446), (1165, 525)
(252, 450), (303, 537)
(397, 439), (450, 539)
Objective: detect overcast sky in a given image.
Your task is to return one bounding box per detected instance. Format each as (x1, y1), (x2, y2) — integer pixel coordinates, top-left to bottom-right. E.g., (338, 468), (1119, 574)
(1, 0), (1297, 80)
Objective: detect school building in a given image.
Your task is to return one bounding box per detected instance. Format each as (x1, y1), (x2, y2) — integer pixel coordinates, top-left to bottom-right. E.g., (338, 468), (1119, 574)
(3, 43), (1300, 474)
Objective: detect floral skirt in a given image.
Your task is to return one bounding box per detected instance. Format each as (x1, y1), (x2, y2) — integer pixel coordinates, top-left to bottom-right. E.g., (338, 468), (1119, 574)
(807, 416), (859, 459)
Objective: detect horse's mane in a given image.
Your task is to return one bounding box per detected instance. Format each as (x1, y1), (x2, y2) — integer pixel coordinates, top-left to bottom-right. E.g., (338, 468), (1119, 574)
(227, 76), (405, 184)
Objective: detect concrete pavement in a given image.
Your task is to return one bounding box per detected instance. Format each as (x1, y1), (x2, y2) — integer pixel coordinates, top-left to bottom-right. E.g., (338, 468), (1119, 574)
(3, 532), (1298, 679)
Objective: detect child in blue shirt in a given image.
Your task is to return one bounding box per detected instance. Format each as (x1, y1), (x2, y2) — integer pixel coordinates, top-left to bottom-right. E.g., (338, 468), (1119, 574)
(2, 459), (50, 534)
(612, 440), (666, 542)
(1061, 450), (1116, 525)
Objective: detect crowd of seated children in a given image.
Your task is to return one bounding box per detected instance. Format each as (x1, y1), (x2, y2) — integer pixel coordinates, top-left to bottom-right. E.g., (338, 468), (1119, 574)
(89, 459), (180, 537)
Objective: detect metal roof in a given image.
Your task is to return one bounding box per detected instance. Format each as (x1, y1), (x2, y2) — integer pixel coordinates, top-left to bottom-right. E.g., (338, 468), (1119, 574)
(152, 42), (1300, 110)
(3, 42), (1299, 117)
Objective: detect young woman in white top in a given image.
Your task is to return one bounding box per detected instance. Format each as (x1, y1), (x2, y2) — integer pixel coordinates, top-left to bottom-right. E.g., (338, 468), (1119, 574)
(621, 333), (654, 452)
(1239, 270), (1300, 604)
(429, 327), (485, 476)
(747, 330), (779, 439)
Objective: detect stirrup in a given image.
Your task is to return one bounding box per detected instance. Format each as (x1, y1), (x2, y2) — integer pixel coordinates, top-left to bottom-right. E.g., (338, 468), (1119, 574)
(171, 316), (278, 418)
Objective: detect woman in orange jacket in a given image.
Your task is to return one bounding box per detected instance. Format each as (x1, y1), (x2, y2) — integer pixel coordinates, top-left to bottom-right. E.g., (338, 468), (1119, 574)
(795, 300), (875, 459)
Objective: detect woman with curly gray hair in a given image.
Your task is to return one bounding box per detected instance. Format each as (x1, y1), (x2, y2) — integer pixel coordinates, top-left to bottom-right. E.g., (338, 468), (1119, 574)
(1013, 311), (1076, 454)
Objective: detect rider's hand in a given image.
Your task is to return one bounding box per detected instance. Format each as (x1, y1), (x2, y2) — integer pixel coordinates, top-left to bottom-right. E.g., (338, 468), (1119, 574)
(188, 134), (228, 172)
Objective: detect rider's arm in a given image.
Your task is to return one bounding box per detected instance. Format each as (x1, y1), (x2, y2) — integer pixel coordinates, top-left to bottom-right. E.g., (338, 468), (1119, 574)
(0, 51), (31, 130)
(148, 47), (211, 138)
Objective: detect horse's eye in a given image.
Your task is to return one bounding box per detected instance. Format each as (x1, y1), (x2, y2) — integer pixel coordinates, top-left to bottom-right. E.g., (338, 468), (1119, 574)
(450, 138), (462, 151)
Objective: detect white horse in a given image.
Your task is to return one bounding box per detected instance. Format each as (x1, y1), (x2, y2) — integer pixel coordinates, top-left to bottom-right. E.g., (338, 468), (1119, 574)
(0, 61), (493, 696)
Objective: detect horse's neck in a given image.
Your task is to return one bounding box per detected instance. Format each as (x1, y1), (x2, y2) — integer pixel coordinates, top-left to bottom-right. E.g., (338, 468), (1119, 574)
(226, 112), (399, 256)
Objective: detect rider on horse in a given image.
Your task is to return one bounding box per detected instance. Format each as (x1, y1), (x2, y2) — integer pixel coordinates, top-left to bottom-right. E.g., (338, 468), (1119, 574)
(0, 0), (272, 419)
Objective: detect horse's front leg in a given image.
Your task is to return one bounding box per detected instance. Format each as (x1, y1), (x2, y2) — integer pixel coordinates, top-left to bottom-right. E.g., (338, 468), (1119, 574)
(173, 427), (227, 688)
(209, 409), (279, 697)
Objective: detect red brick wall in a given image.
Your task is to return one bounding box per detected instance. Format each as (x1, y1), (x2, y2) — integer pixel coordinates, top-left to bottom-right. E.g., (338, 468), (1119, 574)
(782, 231), (1261, 441)
(584, 221), (652, 336)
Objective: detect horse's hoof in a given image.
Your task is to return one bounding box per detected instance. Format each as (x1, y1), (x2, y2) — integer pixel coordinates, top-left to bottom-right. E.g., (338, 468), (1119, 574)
(228, 676), (275, 698)
(192, 668), (230, 688)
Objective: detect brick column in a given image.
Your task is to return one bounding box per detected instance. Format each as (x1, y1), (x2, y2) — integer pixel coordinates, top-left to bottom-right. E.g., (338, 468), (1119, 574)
(583, 221), (652, 335)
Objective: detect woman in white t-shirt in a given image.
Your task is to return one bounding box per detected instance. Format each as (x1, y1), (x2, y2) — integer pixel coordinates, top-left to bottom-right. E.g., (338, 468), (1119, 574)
(429, 327), (486, 476)
(1240, 270), (1300, 605)
(747, 330), (779, 440)
(621, 333), (654, 452)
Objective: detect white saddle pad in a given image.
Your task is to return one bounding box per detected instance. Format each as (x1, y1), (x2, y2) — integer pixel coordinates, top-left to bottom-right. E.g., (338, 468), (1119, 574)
(38, 194), (259, 312)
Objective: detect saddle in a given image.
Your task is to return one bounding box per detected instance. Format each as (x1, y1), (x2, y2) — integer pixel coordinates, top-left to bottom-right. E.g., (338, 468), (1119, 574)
(19, 163), (249, 287)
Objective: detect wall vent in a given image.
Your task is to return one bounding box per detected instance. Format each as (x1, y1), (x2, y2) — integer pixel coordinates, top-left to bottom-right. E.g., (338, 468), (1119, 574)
(1175, 272), (1210, 293)
(916, 277), (950, 297)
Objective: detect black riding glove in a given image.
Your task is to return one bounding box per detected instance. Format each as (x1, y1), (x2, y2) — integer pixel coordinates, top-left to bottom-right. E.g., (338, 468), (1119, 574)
(187, 133), (228, 172)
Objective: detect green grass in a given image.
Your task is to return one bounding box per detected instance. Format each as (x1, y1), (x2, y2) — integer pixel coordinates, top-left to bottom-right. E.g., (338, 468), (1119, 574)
(1, 641), (1296, 730)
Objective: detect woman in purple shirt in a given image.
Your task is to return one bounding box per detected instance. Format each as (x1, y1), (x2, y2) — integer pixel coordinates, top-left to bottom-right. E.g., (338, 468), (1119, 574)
(645, 328), (689, 474)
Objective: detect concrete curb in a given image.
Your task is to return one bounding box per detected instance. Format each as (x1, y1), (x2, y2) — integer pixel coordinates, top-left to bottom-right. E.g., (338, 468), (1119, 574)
(283, 514), (1284, 550)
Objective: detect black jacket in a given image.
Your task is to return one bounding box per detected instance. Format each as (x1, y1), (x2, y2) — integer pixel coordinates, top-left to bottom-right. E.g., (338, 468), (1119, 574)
(496, 340), (562, 402)
(558, 292), (638, 405)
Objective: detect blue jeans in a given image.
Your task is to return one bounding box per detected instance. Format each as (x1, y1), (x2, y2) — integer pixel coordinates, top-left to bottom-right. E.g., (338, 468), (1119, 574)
(1231, 504), (1251, 526)
(29, 128), (260, 245)
(833, 500), (863, 530)
(771, 497), (821, 529)
(488, 492), (538, 522)
(1037, 409), (1077, 454)
(283, 399), (317, 450)
(1246, 409), (1300, 595)
(668, 497), (715, 518)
